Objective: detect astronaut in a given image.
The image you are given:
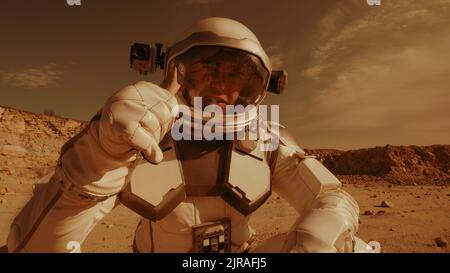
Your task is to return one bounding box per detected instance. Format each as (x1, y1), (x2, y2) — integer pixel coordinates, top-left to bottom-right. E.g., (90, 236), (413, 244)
(6, 17), (361, 253)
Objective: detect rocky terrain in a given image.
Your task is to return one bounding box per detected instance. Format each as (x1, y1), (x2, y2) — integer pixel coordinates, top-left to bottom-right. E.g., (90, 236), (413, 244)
(306, 145), (450, 185)
(0, 105), (448, 252)
(0, 106), (86, 185)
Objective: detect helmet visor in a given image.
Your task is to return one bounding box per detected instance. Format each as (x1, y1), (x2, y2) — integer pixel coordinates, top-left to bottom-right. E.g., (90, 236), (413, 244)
(176, 46), (269, 111)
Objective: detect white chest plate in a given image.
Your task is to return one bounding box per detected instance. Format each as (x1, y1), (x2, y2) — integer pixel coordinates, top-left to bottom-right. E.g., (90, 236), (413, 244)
(119, 138), (272, 220)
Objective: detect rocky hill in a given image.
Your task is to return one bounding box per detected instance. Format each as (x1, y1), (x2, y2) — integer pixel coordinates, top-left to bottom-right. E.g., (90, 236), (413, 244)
(0, 105), (86, 186)
(0, 105), (448, 186)
(306, 145), (450, 185)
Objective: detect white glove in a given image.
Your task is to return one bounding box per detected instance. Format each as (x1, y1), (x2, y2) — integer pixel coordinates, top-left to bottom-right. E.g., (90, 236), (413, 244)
(291, 189), (359, 253)
(99, 81), (178, 163)
(58, 81), (178, 195)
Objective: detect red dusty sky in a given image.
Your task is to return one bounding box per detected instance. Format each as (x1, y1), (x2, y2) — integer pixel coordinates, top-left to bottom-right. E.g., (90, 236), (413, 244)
(0, 0), (449, 149)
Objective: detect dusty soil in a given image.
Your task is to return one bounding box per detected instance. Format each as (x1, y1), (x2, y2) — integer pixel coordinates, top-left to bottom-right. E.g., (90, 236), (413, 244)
(0, 106), (449, 252)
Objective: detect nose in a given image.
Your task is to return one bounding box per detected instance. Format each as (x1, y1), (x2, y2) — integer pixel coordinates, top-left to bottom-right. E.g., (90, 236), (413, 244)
(208, 76), (227, 94)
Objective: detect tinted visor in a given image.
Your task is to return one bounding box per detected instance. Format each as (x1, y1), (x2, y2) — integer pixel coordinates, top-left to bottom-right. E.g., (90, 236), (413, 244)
(176, 46), (269, 109)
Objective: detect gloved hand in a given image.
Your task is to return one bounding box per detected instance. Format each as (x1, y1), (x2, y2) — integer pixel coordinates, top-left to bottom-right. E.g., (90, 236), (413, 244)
(290, 189), (359, 253)
(58, 81), (179, 195)
(99, 81), (179, 164)
(292, 229), (354, 253)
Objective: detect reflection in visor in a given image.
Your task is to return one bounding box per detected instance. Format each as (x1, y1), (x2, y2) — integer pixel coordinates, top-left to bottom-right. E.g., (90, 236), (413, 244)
(176, 46), (269, 110)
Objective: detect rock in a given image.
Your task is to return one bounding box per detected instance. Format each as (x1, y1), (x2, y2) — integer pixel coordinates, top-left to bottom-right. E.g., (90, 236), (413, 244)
(376, 210), (386, 215)
(363, 210), (375, 216)
(0, 186), (9, 195)
(434, 237), (448, 248)
(107, 224), (114, 229)
(410, 209), (415, 212)
(389, 228), (395, 231)
(7, 118), (26, 134)
(380, 201), (393, 208)
(1, 145), (27, 156)
(0, 107), (5, 117)
(0, 199), (6, 204)
(64, 120), (81, 128)
(388, 184), (393, 188)
(416, 196), (421, 198)
(370, 194), (377, 198)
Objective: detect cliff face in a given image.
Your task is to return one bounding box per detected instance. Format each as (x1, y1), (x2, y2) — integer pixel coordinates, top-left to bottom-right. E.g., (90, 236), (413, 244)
(1, 105), (448, 186)
(0, 106), (86, 185)
(306, 145), (450, 185)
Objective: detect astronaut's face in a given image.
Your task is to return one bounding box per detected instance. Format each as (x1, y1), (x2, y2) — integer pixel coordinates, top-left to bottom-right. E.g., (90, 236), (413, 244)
(178, 46), (269, 112)
(185, 57), (250, 112)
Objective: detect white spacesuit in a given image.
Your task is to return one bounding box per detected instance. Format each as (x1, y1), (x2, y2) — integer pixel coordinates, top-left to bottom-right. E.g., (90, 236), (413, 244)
(7, 17), (361, 253)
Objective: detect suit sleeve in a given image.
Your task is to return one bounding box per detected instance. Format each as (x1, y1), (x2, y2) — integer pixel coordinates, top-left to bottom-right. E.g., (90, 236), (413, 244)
(270, 127), (360, 252)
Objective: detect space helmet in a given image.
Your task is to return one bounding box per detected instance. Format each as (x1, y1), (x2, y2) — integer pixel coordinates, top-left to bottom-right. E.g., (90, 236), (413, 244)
(165, 17), (274, 134)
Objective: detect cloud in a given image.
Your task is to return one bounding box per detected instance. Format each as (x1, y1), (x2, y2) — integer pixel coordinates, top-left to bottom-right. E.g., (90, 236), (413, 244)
(1, 63), (63, 89)
(288, 0), (450, 148)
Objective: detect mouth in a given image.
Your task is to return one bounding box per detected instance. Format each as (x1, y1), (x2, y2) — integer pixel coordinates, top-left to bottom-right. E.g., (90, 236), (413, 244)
(211, 96), (228, 104)
(205, 96), (230, 107)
